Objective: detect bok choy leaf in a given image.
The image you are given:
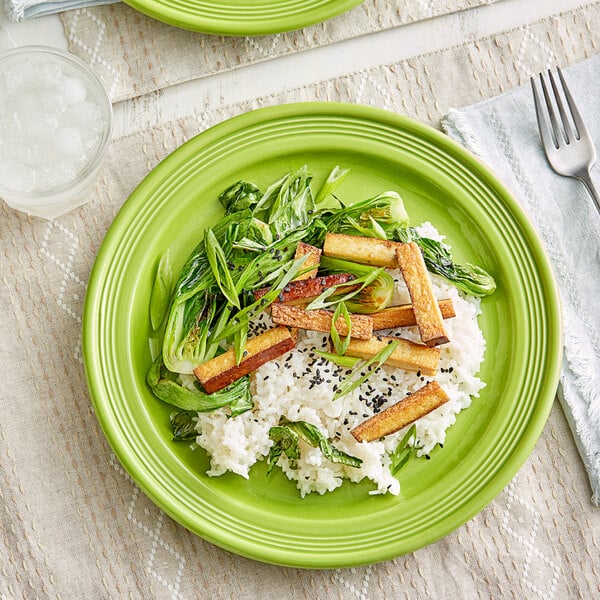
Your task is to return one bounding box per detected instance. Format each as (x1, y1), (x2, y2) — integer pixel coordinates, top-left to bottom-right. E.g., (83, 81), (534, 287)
(393, 227), (496, 297)
(267, 419), (362, 474)
(147, 356), (252, 413)
(170, 411), (197, 441)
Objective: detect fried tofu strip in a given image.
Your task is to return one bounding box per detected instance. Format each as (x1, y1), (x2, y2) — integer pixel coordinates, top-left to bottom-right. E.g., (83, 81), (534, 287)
(395, 243), (449, 347)
(271, 304), (373, 339)
(253, 273), (359, 305)
(294, 242), (322, 280)
(351, 381), (450, 442)
(342, 335), (440, 376)
(194, 326), (297, 394)
(372, 299), (455, 331)
(323, 233), (399, 268)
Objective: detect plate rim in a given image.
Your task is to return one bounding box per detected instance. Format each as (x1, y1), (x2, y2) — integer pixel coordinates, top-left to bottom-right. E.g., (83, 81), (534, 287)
(83, 101), (563, 567)
(121, 0), (365, 35)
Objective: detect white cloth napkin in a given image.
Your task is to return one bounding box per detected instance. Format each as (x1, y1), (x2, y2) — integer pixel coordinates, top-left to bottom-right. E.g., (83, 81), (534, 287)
(3, 0), (117, 21)
(443, 54), (600, 506)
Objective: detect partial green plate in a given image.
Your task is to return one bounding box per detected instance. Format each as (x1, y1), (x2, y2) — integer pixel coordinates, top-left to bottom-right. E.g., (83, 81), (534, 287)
(122, 0), (364, 35)
(83, 103), (562, 568)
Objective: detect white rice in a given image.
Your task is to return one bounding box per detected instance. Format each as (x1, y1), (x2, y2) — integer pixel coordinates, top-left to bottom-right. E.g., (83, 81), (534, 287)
(191, 223), (487, 497)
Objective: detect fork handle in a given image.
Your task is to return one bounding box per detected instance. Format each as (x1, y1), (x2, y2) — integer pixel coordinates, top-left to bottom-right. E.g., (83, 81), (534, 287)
(577, 169), (600, 215)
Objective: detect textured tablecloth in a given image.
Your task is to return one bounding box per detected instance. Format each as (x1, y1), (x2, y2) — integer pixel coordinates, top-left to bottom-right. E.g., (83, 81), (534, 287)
(59, 0), (502, 102)
(1, 2), (600, 599)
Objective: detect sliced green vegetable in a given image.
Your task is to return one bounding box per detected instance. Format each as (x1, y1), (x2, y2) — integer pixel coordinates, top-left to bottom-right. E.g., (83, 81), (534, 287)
(149, 250), (173, 331)
(170, 411), (198, 441)
(229, 389), (254, 417)
(233, 321), (249, 366)
(204, 228), (240, 309)
(147, 356), (252, 412)
(311, 190), (410, 245)
(284, 420), (362, 468)
(393, 226), (496, 297)
(315, 350), (361, 368)
(161, 168), (317, 375)
(265, 166), (316, 238)
(333, 340), (400, 400)
(267, 419), (362, 474)
(218, 180), (261, 213)
(319, 256), (394, 314)
(389, 424), (418, 475)
(330, 302), (351, 356)
(212, 252), (309, 344)
(267, 425), (301, 474)
(314, 165), (350, 205)
(305, 266), (384, 311)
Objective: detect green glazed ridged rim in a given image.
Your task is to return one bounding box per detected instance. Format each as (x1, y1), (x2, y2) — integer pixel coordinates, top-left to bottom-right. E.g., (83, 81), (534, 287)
(122, 0), (365, 35)
(83, 102), (562, 568)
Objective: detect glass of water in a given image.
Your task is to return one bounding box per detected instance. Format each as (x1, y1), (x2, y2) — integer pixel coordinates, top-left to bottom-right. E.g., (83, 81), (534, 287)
(0, 46), (112, 219)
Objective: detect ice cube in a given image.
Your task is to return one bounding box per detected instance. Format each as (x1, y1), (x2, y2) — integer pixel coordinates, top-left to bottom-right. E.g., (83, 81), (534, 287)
(14, 143), (46, 168)
(0, 110), (23, 137)
(41, 90), (67, 114)
(38, 61), (63, 86)
(0, 158), (36, 192)
(53, 127), (83, 157)
(64, 76), (87, 105)
(25, 112), (59, 139)
(2, 58), (38, 93)
(18, 92), (43, 116)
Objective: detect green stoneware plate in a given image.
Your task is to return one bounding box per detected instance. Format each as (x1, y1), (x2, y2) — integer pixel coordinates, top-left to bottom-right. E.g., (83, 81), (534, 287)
(83, 102), (562, 568)
(122, 0), (365, 35)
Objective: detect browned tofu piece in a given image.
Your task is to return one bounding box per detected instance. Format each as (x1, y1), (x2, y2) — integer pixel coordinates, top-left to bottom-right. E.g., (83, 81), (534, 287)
(395, 243), (449, 347)
(253, 273), (359, 305)
(194, 326), (297, 394)
(351, 381), (450, 442)
(371, 299), (455, 330)
(323, 233), (399, 268)
(342, 335), (440, 376)
(270, 304), (373, 339)
(294, 242), (322, 280)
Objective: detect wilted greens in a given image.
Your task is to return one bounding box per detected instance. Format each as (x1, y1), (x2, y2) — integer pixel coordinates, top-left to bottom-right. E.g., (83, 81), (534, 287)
(169, 411), (197, 441)
(319, 256), (394, 314)
(267, 419), (362, 474)
(389, 424), (420, 475)
(147, 165), (496, 450)
(393, 227), (496, 296)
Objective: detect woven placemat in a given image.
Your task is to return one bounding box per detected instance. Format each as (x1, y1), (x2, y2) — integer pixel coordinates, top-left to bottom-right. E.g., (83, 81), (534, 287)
(60, 0), (502, 102)
(2, 3), (600, 599)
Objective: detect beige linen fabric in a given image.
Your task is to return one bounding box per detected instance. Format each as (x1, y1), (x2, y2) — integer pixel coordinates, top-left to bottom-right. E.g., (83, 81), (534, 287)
(2, 3), (600, 599)
(59, 0), (502, 102)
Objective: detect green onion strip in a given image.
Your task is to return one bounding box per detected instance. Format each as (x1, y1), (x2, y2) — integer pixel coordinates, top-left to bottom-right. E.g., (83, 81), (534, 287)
(333, 339), (399, 400)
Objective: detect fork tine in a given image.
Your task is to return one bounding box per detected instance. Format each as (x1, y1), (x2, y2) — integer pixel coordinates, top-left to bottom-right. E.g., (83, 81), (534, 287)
(538, 72), (563, 146)
(548, 69), (576, 143)
(556, 67), (586, 140)
(531, 76), (558, 152)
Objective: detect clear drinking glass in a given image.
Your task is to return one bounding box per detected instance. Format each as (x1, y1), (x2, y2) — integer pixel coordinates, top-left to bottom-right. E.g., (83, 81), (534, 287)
(0, 45), (113, 219)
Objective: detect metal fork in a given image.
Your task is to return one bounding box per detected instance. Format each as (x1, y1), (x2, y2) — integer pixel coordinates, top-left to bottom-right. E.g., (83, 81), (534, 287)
(531, 67), (600, 214)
